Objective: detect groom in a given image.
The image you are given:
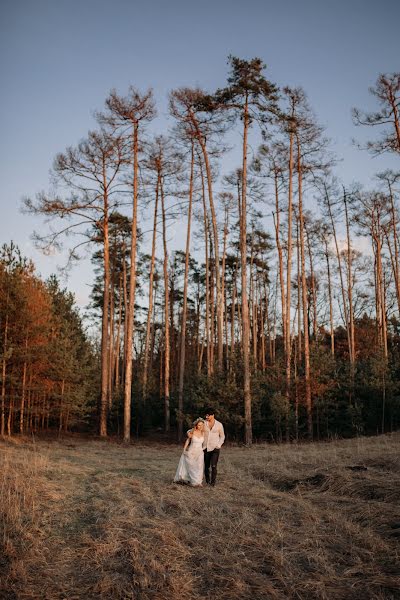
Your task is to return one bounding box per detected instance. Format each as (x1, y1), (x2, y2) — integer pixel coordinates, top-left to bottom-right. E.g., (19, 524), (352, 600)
(203, 408), (225, 486)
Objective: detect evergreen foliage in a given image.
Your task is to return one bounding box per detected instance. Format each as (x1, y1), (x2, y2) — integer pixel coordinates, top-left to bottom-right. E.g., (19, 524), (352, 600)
(0, 244), (98, 435)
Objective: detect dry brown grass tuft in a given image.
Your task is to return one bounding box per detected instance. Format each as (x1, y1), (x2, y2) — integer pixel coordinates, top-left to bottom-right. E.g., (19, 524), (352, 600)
(1, 433), (399, 599)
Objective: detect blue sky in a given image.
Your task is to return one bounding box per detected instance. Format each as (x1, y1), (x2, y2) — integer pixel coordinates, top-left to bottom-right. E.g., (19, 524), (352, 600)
(1, 0), (399, 307)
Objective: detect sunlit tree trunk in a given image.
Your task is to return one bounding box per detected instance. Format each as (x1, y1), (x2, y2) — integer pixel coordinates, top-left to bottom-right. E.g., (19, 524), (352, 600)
(294, 346), (299, 441)
(114, 275), (123, 388)
(169, 262), (176, 387)
(7, 392), (13, 436)
(160, 175), (170, 432)
(196, 136), (224, 372)
(199, 157), (211, 377)
(375, 228), (388, 360)
(19, 335), (28, 434)
(323, 234), (335, 356)
(263, 275), (273, 365)
(123, 122), (139, 442)
(178, 143), (194, 440)
(198, 336), (205, 374)
(108, 272), (115, 409)
(324, 184), (352, 363)
(305, 222), (318, 340)
(297, 136), (312, 438)
(99, 165), (110, 437)
(2, 299), (9, 435)
(241, 95), (252, 445)
(387, 180), (400, 317)
(296, 218), (302, 365)
(221, 205), (229, 371)
(209, 233), (215, 373)
(195, 280), (202, 367)
(150, 276), (158, 370)
(143, 173), (160, 402)
(122, 241), (128, 385)
(272, 166), (286, 354)
(249, 232), (257, 367)
(260, 280), (266, 372)
(343, 188), (355, 369)
(285, 128), (294, 408)
(230, 259), (238, 372)
(252, 277), (258, 368)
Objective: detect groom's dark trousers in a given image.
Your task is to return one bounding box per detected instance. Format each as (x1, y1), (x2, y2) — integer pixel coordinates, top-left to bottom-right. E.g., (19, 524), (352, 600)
(204, 449), (220, 485)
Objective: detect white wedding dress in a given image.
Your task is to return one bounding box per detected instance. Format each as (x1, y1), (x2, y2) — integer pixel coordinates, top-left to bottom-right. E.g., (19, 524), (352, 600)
(174, 434), (204, 485)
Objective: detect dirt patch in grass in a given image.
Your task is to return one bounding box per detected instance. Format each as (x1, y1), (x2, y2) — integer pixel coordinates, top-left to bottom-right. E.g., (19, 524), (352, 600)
(1, 433), (399, 599)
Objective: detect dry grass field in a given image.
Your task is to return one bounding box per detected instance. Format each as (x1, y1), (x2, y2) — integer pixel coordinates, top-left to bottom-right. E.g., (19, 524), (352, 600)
(1, 433), (399, 600)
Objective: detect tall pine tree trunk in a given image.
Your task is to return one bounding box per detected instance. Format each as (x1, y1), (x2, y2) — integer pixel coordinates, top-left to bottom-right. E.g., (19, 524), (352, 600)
(209, 233), (215, 373)
(221, 205), (229, 371)
(114, 276), (123, 388)
(178, 143), (194, 440)
(160, 176), (170, 432)
(143, 173), (160, 402)
(324, 185), (352, 363)
(323, 237), (335, 357)
(296, 217), (302, 365)
(388, 180), (400, 317)
(230, 259), (238, 371)
(273, 169), (286, 355)
(343, 188), (355, 370)
(197, 134), (224, 371)
(122, 241), (128, 385)
(99, 181), (110, 436)
(19, 336), (28, 434)
(297, 137), (312, 438)
(123, 122), (139, 443)
(305, 223), (318, 340)
(241, 96), (252, 445)
(199, 157), (211, 377)
(108, 274), (115, 409)
(285, 129), (294, 411)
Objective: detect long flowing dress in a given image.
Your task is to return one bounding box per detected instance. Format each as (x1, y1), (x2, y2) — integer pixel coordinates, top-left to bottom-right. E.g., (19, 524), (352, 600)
(173, 434), (204, 485)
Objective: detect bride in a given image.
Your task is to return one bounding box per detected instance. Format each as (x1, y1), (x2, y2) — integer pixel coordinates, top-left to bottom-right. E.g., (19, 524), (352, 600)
(173, 418), (205, 486)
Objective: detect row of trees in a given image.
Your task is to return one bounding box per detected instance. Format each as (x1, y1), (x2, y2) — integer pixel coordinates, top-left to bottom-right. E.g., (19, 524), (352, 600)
(20, 61), (400, 443)
(0, 243), (97, 435)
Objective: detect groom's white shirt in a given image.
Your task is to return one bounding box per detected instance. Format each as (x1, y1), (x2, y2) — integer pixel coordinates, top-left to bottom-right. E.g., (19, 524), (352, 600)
(203, 419), (225, 451)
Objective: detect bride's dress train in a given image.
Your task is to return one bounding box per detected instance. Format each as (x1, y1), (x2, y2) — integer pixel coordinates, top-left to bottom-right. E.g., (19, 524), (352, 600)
(174, 435), (204, 486)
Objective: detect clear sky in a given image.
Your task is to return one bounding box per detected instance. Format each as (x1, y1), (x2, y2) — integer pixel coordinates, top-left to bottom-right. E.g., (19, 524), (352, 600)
(1, 0), (399, 307)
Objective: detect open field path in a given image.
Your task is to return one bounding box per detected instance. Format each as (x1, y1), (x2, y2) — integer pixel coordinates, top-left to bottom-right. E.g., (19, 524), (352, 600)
(1, 434), (399, 600)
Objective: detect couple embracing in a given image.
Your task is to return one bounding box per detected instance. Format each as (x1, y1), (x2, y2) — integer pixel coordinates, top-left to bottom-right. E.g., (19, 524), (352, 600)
(173, 408), (225, 487)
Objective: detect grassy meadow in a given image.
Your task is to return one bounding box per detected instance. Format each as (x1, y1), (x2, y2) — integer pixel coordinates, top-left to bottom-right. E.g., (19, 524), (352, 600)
(1, 433), (399, 600)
